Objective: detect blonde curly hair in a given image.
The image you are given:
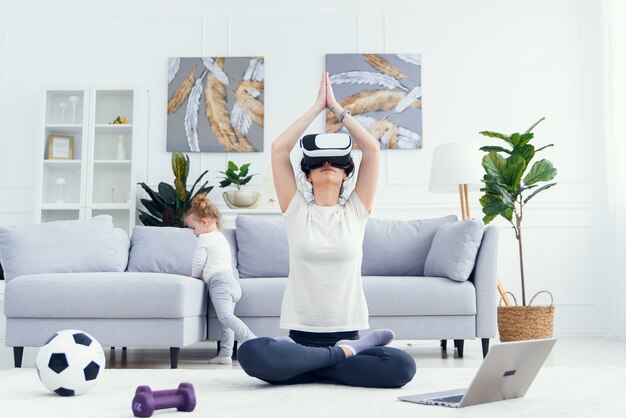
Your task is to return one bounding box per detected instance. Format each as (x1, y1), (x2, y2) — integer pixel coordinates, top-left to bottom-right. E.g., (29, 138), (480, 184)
(186, 194), (222, 230)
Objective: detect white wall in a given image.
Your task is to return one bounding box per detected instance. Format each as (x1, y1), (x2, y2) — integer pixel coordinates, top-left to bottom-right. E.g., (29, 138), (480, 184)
(0, 0), (611, 336)
(603, 0), (626, 340)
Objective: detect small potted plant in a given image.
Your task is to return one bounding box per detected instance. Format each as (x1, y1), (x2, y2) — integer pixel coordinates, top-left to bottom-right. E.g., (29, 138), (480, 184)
(219, 161), (260, 208)
(479, 117), (557, 341)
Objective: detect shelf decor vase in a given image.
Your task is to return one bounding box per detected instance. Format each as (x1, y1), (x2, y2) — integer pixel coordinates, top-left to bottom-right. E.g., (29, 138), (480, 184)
(222, 190), (261, 209)
(116, 135), (127, 160)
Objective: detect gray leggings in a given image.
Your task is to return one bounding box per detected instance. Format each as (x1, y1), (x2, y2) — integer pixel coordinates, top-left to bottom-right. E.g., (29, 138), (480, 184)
(209, 272), (256, 357)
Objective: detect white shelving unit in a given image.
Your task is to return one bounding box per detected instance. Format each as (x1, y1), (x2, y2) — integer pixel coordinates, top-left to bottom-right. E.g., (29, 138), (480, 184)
(36, 88), (88, 224)
(36, 87), (139, 233)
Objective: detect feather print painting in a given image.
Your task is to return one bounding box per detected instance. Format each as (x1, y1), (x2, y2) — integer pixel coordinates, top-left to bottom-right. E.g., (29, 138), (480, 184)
(326, 53), (422, 149)
(167, 57), (264, 152)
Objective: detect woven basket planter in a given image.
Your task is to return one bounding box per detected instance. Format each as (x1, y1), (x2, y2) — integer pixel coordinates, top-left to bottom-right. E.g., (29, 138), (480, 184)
(498, 290), (554, 342)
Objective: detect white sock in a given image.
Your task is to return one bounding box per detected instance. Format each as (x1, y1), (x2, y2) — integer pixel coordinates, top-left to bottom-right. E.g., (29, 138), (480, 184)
(208, 356), (233, 365)
(335, 329), (395, 354)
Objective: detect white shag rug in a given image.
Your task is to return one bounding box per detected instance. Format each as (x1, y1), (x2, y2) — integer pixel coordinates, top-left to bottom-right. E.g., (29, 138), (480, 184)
(0, 367), (624, 417)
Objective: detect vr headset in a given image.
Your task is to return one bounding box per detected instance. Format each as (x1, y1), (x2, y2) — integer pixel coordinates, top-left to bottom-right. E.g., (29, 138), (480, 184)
(300, 133), (353, 170)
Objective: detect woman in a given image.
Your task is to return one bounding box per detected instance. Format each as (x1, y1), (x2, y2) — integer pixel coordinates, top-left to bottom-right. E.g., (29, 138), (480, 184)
(237, 72), (416, 387)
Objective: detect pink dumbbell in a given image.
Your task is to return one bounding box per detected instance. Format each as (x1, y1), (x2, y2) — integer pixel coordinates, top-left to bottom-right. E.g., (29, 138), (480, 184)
(132, 382), (196, 417)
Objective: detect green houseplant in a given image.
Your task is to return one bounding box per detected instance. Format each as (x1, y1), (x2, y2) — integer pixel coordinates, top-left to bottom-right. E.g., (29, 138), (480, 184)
(479, 117), (557, 341)
(219, 161), (261, 208)
(137, 152), (213, 227)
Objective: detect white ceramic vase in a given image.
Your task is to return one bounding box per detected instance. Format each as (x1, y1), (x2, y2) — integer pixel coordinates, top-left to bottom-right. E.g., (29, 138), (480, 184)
(223, 190), (261, 209)
(116, 135), (127, 160)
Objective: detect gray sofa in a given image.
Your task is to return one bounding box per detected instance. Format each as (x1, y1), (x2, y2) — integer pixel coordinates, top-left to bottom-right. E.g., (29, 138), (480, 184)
(2, 213), (498, 369)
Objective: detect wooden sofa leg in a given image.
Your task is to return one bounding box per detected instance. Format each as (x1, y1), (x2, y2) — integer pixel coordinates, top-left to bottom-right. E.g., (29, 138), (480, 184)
(14, 347), (24, 368)
(170, 347), (180, 369)
(217, 341), (220, 353)
(482, 338), (490, 358)
(440, 339), (447, 350)
(454, 339), (464, 358)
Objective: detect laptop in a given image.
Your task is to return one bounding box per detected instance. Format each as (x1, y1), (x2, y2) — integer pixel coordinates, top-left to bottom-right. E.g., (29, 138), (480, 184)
(398, 338), (556, 408)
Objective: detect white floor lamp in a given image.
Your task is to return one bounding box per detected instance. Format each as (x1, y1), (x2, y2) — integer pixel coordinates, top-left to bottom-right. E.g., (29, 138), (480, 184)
(429, 142), (483, 218)
(429, 142), (512, 303)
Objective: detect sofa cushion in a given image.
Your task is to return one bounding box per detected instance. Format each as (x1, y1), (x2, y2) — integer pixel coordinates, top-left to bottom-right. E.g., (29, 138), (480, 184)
(127, 226), (239, 278)
(0, 215), (122, 281)
(127, 226), (196, 275)
(216, 277), (287, 317)
(363, 276), (476, 316)
(213, 275), (476, 318)
(361, 215), (457, 276)
(424, 219), (485, 282)
(114, 228), (131, 271)
(5, 272), (207, 318)
(235, 216), (289, 278)
(222, 228), (240, 279)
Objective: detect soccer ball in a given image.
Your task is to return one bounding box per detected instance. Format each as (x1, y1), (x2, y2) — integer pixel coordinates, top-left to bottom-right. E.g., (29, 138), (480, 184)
(35, 329), (106, 396)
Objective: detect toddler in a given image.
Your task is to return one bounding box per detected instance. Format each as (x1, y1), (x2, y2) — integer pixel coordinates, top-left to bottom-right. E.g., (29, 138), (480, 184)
(186, 194), (256, 365)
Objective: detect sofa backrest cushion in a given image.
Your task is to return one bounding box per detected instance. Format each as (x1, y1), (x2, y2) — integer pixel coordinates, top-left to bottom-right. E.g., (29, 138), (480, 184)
(424, 218), (485, 282)
(222, 228), (240, 279)
(361, 215), (457, 276)
(127, 226), (195, 276)
(0, 215), (122, 281)
(127, 226), (239, 278)
(235, 216), (289, 278)
(233, 214), (457, 278)
(114, 228), (131, 271)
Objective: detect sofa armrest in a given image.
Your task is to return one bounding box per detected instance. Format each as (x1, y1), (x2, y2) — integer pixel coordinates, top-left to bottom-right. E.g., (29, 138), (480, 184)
(471, 225), (499, 338)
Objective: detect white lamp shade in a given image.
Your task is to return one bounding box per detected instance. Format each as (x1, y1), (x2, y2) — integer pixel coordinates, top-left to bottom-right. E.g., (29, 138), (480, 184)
(429, 142), (484, 193)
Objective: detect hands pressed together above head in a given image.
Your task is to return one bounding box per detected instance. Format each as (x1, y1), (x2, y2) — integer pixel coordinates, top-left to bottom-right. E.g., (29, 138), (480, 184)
(315, 72), (341, 115)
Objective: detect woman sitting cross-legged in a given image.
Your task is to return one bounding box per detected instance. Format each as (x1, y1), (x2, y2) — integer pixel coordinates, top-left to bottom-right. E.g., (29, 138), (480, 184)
(237, 72), (416, 387)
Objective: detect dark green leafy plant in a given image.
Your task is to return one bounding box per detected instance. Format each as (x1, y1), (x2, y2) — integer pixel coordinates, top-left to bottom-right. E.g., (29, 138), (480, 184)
(218, 161), (257, 190)
(137, 152), (213, 227)
(479, 117), (557, 306)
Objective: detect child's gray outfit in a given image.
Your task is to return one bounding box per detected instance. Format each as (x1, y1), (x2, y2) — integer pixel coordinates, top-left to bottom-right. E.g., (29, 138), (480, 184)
(192, 231), (256, 358)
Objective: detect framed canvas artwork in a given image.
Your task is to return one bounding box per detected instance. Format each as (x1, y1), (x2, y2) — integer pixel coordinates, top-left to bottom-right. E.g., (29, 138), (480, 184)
(326, 53), (422, 149)
(167, 57), (264, 152)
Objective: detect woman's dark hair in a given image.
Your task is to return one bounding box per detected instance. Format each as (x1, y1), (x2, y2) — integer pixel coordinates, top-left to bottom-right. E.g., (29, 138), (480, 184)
(300, 156), (356, 197)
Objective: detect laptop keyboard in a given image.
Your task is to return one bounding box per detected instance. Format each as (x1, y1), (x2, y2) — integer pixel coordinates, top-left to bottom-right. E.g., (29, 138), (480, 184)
(430, 394), (464, 404)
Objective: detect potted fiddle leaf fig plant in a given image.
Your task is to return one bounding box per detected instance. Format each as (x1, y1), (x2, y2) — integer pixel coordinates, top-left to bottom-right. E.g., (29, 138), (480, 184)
(137, 151), (213, 227)
(479, 117), (557, 341)
(219, 160), (261, 208)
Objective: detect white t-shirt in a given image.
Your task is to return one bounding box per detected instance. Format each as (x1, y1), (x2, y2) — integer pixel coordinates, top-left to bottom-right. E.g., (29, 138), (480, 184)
(191, 231), (232, 281)
(279, 189), (371, 332)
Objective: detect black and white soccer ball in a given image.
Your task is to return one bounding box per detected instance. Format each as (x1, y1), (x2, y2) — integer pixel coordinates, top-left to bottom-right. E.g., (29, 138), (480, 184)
(35, 329), (106, 396)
